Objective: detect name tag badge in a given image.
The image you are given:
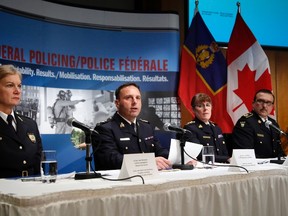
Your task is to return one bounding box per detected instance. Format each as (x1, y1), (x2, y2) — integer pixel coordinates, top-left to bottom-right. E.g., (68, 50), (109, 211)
(120, 137), (130, 141)
(257, 133), (264, 137)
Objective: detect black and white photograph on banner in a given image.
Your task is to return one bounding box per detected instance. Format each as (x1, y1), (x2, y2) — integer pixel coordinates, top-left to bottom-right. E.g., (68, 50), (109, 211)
(15, 86), (116, 134)
(139, 91), (181, 130)
(14, 85), (41, 124)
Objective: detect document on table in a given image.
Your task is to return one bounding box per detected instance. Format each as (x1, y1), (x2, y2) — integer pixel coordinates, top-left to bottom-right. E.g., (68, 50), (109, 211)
(168, 139), (203, 164)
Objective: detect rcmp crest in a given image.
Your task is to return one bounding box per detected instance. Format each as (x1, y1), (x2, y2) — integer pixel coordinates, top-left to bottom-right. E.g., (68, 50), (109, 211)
(196, 41), (219, 69)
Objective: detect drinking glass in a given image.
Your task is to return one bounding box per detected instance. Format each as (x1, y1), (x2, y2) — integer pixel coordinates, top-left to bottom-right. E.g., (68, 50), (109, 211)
(202, 146), (215, 168)
(41, 150), (57, 183)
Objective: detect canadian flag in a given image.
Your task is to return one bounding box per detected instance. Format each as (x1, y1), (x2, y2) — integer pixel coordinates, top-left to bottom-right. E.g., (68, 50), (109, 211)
(227, 12), (273, 125)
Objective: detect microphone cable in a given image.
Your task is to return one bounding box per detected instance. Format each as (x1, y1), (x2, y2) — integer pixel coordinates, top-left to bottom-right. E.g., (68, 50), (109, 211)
(88, 134), (145, 184)
(183, 148), (249, 173)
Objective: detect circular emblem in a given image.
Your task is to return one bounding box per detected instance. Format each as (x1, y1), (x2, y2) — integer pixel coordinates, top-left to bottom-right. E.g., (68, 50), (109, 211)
(196, 43), (216, 69)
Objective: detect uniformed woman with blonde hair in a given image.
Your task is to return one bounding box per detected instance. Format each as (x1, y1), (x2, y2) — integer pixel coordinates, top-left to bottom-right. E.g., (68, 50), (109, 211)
(0, 64), (43, 178)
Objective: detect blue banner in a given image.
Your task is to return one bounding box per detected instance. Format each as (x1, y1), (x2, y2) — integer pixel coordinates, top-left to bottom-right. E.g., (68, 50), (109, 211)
(0, 10), (180, 173)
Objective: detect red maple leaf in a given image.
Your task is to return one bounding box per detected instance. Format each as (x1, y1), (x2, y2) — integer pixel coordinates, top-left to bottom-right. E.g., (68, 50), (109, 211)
(232, 64), (272, 112)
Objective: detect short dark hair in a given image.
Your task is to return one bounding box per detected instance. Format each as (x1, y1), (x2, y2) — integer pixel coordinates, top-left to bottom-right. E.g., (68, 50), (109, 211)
(191, 93), (212, 108)
(253, 89), (275, 103)
(115, 82), (140, 99)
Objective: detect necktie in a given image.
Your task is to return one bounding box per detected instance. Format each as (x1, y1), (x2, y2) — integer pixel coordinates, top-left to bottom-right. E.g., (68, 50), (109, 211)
(131, 122), (136, 132)
(7, 115), (16, 132)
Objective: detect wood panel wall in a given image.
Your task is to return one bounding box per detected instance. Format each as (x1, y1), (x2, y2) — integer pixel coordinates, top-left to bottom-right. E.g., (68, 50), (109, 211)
(270, 50), (288, 130)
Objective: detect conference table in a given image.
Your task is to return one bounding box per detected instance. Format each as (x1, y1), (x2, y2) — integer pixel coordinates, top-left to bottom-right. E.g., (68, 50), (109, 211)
(1, 163), (288, 216)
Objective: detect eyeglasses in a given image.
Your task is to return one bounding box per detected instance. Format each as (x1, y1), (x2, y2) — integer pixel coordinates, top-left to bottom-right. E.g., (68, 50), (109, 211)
(255, 99), (273, 106)
(194, 103), (212, 109)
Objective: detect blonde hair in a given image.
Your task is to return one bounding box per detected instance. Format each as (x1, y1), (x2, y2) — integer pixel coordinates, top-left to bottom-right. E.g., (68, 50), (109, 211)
(0, 64), (22, 81)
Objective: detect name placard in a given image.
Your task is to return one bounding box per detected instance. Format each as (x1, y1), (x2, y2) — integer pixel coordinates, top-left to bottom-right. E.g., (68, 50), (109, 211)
(118, 153), (159, 182)
(229, 149), (258, 171)
(282, 157), (288, 166)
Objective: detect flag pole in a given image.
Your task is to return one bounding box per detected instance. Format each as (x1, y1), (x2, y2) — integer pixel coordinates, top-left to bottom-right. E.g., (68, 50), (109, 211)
(194, 0), (199, 15)
(237, 1), (241, 13)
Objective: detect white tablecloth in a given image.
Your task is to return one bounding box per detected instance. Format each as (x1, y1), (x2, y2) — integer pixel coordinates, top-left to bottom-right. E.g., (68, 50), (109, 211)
(1, 164), (288, 216)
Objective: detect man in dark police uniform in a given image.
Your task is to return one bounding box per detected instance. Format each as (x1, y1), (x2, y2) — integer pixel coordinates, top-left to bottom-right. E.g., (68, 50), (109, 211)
(0, 65), (43, 178)
(92, 82), (171, 171)
(232, 89), (284, 158)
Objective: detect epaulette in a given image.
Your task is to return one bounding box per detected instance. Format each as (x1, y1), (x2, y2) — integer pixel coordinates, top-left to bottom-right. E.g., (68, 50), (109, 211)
(96, 117), (112, 126)
(243, 112), (253, 118)
(15, 112), (31, 122)
(138, 118), (150, 124)
(186, 120), (196, 125)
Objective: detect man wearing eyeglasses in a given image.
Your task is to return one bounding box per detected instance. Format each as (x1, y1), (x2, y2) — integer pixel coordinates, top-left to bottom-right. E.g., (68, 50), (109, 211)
(232, 89), (284, 158)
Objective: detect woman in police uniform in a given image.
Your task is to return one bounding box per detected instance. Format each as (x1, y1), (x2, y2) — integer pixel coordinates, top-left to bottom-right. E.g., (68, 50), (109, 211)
(0, 65), (43, 178)
(184, 93), (230, 163)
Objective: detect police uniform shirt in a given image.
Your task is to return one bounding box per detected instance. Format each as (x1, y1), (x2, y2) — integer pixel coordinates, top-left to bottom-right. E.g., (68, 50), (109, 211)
(92, 112), (168, 170)
(184, 117), (229, 163)
(232, 110), (283, 158)
(0, 112), (43, 178)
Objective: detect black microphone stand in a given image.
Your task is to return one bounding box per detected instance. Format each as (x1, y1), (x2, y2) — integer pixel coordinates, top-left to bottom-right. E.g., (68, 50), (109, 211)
(74, 130), (102, 180)
(172, 133), (194, 170)
(270, 139), (286, 164)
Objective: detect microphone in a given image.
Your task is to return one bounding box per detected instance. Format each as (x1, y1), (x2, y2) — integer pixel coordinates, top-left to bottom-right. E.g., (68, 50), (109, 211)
(163, 122), (189, 134)
(265, 120), (287, 136)
(67, 118), (98, 134)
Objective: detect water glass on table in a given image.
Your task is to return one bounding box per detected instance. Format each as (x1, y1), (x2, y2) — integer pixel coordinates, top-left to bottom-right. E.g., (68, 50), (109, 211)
(41, 150), (57, 183)
(202, 146), (215, 169)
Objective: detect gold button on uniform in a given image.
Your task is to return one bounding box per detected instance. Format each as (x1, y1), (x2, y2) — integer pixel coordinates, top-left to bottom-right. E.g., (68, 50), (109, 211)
(23, 160), (27, 164)
(19, 146), (23, 150)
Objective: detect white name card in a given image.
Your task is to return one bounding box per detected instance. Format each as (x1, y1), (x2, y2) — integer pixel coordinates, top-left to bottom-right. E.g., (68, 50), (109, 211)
(229, 149), (258, 171)
(282, 157), (288, 166)
(118, 153), (159, 182)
